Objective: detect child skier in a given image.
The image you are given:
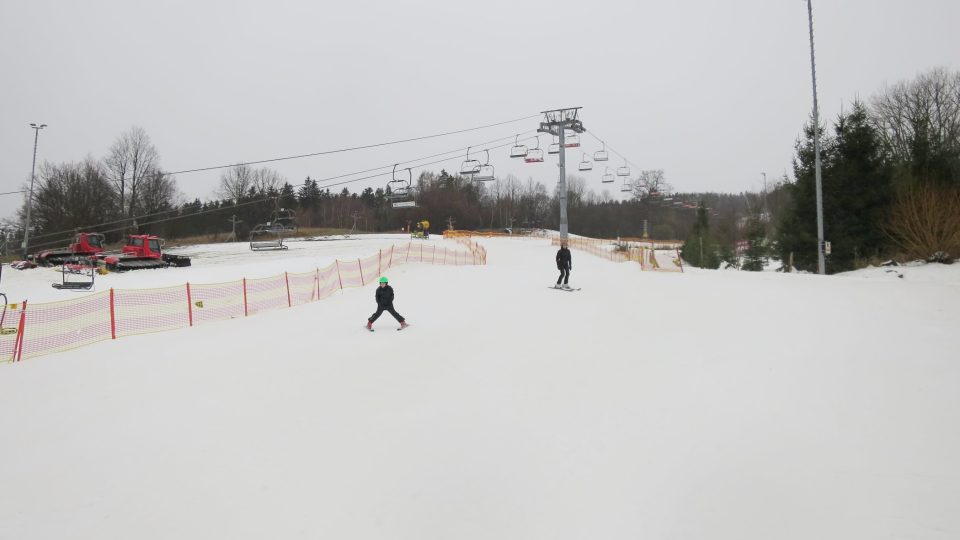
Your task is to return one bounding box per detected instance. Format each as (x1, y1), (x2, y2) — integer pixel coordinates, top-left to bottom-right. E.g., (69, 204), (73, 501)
(367, 276), (409, 331)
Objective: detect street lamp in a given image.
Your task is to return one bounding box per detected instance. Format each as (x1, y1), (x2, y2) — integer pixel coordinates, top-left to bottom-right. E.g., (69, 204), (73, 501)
(805, 0), (826, 274)
(22, 123), (47, 259)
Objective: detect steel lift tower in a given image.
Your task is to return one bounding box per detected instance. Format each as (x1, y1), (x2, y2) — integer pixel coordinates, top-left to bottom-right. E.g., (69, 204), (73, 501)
(538, 108), (585, 242)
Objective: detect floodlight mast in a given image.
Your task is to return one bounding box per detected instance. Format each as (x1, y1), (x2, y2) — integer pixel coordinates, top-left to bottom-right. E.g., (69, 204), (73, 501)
(537, 107), (584, 242)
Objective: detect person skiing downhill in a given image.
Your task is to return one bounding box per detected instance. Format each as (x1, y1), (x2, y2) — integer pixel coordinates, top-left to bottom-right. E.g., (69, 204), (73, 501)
(367, 277), (409, 330)
(555, 242), (572, 289)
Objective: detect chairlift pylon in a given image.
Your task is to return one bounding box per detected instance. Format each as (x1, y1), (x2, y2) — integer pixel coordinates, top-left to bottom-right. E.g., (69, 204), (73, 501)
(593, 141), (609, 162)
(460, 146), (481, 175)
(474, 150), (495, 181)
(601, 167), (614, 183)
(525, 136), (544, 163)
(578, 152), (592, 172)
(509, 134), (528, 159)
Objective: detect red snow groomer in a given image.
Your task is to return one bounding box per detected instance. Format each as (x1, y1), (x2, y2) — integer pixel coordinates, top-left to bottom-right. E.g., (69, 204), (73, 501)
(103, 234), (191, 271)
(34, 232), (106, 266)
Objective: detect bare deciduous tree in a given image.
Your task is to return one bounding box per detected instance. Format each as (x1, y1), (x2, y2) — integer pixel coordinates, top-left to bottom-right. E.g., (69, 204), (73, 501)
(871, 68), (960, 168)
(27, 158), (115, 242)
(631, 169), (671, 200)
(217, 164), (255, 201)
(105, 126), (160, 219)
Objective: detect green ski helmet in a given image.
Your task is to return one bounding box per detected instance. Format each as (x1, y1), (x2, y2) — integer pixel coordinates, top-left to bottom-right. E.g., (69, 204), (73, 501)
(379, 276), (389, 283)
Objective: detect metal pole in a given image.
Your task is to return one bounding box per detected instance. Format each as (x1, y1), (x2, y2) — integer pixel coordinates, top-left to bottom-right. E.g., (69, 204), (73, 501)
(558, 130), (568, 241)
(807, 0), (826, 275)
(22, 123), (46, 258)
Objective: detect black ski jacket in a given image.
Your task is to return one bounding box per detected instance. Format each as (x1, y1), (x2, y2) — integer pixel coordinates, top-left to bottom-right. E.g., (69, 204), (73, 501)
(556, 247), (572, 270)
(375, 285), (395, 307)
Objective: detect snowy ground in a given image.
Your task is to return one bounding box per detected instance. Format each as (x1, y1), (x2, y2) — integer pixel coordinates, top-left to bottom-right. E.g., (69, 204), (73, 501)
(1, 235), (958, 540)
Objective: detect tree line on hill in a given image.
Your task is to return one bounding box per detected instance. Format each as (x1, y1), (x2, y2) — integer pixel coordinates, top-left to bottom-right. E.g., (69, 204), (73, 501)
(7, 69), (958, 274)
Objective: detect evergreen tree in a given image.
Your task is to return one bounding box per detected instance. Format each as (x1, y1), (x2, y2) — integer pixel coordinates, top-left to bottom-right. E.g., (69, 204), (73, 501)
(825, 101), (893, 270)
(680, 203), (719, 268)
(777, 119), (834, 272)
(741, 214), (767, 271)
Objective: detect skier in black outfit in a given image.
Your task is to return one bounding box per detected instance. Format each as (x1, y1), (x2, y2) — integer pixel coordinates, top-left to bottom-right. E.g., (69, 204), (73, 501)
(555, 242), (572, 289)
(367, 276), (408, 330)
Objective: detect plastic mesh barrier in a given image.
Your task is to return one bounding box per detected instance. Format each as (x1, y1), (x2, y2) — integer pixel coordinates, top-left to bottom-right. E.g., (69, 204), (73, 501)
(190, 281), (245, 324)
(4, 241), (485, 363)
(114, 286), (190, 338)
(550, 236), (683, 272)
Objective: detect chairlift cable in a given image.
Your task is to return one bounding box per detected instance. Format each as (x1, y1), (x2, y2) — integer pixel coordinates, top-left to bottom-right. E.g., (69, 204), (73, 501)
(24, 134), (540, 249)
(0, 114), (540, 200)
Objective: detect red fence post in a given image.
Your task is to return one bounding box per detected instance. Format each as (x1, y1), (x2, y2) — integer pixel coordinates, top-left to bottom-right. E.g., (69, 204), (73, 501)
(676, 248), (684, 272)
(315, 268), (320, 300)
(243, 278), (249, 316)
(285, 272), (292, 307)
(110, 289), (116, 339)
(13, 301), (27, 362)
(378, 249), (382, 277)
(388, 245), (394, 268)
(336, 260), (343, 290)
(186, 283), (193, 327)
(406, 242), (411, 263)
(358, 259), (364, 285)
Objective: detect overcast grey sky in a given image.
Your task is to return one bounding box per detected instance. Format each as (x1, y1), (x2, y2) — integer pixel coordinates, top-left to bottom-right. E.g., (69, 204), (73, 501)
(1, 0), (956, 220)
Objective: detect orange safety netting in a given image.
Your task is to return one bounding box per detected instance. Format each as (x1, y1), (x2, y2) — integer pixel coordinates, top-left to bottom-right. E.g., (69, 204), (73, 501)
(550, 236), (684, 272)
(2, 241), (485, 363)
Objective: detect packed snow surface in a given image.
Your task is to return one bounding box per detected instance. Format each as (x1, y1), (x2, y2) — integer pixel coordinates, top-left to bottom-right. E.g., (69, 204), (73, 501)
(1, 235), (958, 540)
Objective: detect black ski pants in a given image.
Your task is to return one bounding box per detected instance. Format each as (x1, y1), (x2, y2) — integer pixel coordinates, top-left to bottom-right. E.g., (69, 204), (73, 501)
(557, 267), (570, 285)
(369, 304), (405, 323)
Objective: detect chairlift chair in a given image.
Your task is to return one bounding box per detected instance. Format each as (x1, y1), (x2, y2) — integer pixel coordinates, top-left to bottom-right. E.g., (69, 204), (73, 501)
(474, 150), (495, 181)
(52, 257), (97, 290)
(389, 163), (410, 187)
(547, 137), (560, 155)
(601, 167), (614, 183)
(268, 208), (297, 233)
(509, 135), (528, 159)
(616, 160), (630, 177)
(525, 136), (544, 163)
(593, 141), (609, 162)
(578, 152), (593, 172)
(388, 165), (412, 193)
(249, 224), (288, 251)
(460, 146), (481, 175)
(564, 132), (581, 148)
(620, 180), (632, 193)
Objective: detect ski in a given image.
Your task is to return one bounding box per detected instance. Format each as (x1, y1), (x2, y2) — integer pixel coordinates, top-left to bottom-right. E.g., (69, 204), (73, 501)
(548, 286), (581, 292)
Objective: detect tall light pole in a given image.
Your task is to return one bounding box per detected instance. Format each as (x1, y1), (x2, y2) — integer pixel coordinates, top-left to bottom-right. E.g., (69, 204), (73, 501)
(806, 0), (826, 274)
(22, 123), (47, 259)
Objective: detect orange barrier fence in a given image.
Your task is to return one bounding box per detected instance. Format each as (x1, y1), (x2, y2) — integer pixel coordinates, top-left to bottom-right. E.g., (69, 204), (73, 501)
(1, 241), (484, 363)
(551, 236), (684, 272)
